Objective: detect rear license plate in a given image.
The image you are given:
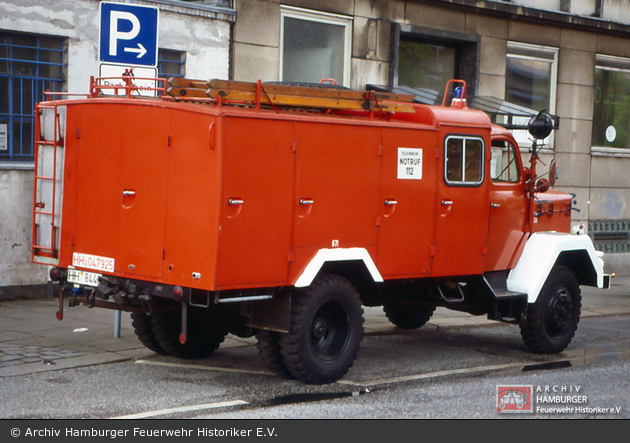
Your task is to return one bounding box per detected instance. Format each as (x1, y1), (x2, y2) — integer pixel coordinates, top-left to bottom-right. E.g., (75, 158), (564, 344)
(67, 269), (101, 287)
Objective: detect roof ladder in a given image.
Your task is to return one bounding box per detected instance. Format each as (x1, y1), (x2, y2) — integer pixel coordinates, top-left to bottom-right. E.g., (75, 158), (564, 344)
(165, 77), (416, 113)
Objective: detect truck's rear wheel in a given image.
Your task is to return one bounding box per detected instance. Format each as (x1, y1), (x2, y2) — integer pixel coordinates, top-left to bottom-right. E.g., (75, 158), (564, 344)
(520, 266), (581, 354)
(383, 303), (436, 329)
(280, 274), (363, 384)
(130, 312), (168, 355)
(255, 329), (293, 378)
(151, 307), (227, 359)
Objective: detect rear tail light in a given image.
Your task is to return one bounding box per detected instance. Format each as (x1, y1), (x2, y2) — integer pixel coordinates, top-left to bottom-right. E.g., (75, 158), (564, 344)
(172, 286), (184, 302)
(49, 267), (66, 282)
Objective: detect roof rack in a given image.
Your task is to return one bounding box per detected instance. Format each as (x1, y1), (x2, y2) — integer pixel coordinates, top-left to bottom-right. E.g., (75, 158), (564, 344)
(166, 77), (417, 113)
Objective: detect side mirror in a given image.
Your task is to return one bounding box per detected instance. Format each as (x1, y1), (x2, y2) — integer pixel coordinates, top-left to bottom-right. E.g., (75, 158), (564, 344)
(548, 159), (558, 186)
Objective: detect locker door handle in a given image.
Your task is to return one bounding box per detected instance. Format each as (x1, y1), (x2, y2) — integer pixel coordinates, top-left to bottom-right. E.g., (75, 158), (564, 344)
(441, 200), (453, 206)
(228, 198), (244, 206)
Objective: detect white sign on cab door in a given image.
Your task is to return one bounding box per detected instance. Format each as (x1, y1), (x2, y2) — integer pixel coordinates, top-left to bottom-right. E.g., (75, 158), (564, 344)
(397, 148), (423, 180)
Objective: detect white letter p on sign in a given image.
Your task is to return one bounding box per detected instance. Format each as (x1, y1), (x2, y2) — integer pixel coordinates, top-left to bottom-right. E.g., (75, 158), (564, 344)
(109, 11), (140, 56)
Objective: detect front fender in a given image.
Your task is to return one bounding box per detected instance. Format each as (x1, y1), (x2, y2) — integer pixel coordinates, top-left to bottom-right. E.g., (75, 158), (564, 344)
(507, 232), (609, 303)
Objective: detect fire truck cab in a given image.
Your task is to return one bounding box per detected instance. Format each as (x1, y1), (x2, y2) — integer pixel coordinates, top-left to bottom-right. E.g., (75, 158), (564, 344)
(32, 77), (610, 384)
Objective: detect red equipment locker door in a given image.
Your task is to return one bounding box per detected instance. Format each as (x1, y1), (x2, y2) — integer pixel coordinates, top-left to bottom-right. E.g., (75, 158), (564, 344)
(376, 127), (437, 278)
(71, 104), (170, 279)
(115, 106), (170, 278)
(217, 116), (295, 288)
(432, 132), (490, 277)
(292, 121), (380, 249)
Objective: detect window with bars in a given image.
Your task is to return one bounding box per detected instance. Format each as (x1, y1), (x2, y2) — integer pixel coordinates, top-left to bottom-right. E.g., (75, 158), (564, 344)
(0, 32), (66, 163)
(158, 49), (185, 79)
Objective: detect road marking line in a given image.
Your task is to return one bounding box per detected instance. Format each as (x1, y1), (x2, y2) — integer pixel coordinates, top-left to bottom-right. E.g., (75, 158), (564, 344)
(336, 362), (539, 387)
(338, 347), (630, 387)
(135, 359), (273, 375)
(111, 400), (249, 419)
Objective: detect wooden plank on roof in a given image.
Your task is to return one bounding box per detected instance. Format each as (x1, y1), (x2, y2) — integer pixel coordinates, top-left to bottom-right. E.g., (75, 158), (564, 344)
(166, 78), (416, 112)
(167, 77), (208, 97)
(206, 88), (414, 112)
(168, 77), (208, 89)
(167, 86), (208, 98)
(207, 79), (416, 104)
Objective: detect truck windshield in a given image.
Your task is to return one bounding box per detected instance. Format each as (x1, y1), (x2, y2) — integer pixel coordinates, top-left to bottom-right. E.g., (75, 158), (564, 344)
(490, 140), (520, 183)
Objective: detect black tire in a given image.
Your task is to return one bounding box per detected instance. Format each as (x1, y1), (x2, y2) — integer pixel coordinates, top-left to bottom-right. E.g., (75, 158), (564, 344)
(280, 274), (364, 384)
(255, 329), (293, 378)
(130, 312), (168, 355)
(383, 303), (436, 329)
(520, 266), (581, 354)
(151, 307), (227, 359)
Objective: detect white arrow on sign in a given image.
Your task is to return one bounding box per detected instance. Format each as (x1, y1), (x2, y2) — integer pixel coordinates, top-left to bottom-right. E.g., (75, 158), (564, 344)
(124, 43), (147, 58)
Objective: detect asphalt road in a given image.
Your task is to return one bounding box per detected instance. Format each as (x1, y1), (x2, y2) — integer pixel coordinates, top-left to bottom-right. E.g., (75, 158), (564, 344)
(0, 314), (628, 420)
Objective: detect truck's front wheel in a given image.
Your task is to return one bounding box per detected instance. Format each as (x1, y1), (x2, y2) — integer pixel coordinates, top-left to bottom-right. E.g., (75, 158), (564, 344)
(520, 266), (581, 354)
(280, 274), (364, 384)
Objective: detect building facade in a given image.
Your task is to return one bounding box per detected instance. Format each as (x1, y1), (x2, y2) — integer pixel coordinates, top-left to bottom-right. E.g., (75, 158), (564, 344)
(2, 0), (630, 296)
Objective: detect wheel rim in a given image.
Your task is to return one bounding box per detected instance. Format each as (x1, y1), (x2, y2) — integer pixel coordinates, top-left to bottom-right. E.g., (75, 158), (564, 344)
(545, 285), (574, 338)
(309, 300), (350, 362)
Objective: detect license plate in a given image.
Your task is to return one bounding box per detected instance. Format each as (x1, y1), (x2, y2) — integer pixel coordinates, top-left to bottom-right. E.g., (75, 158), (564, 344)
(67, 269), (101, 287)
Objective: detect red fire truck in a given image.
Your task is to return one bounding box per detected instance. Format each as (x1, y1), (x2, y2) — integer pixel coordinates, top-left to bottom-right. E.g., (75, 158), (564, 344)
(32, 75), (610, 384)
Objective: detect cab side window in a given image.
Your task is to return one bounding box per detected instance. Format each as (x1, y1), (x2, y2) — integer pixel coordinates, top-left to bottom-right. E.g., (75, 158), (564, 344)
(491, 140), (520, 183)
(445, 136), (484, 186)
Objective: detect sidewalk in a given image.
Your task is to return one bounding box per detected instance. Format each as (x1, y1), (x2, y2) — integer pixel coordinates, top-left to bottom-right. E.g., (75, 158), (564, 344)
(1, 277), (629, 378)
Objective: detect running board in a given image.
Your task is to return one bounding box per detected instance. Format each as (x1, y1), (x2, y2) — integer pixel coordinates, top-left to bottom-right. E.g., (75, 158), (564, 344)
(482, 274), (528, 324)
(482, 273), (527, 300)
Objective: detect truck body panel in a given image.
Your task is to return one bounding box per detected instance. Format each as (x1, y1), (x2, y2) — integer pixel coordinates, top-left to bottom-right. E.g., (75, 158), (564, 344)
(46, 97), (509, 290)
(33, 89), (595, 292)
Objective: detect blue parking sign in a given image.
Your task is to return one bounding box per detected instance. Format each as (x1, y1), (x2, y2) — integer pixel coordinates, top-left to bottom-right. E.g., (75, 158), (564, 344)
(99, 2), (159, 67)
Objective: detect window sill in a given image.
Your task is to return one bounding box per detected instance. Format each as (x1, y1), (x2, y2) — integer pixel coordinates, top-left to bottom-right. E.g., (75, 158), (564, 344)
(0, 162), (35, 170)
(591, 147), (630, 158)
